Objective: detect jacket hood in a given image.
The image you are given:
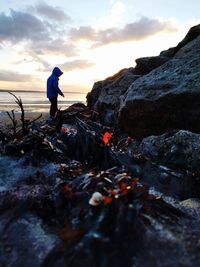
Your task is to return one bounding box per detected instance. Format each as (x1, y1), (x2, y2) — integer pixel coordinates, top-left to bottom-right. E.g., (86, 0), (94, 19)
(52, 67), (63, 77)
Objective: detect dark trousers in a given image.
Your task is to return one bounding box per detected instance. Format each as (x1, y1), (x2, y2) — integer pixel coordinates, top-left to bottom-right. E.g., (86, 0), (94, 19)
(49, 97), (58, 117)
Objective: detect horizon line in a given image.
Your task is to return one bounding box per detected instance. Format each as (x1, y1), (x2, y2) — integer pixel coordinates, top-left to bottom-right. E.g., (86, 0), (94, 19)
(0, 89), (86, 94)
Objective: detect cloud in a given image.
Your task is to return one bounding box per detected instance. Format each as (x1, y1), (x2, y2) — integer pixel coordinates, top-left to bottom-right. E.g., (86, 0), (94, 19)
(110, 1), (126, 16)
(70, 26), (96, 41)
(0, 9), (49, 43)
(23, 39), (78, 72)
(95, 1), (126, 30)
(35, 1), (71, 23)
(0, 70), (34, 82)
(0, 7), (78, 73)
(27, 38), (78, 56)
(70, 16), (177, 47)
(60, 60), (95, 72)
(0, 7), (78, 61)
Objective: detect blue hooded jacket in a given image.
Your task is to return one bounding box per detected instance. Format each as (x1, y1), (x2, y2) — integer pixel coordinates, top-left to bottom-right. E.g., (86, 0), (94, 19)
(47, 67), (64, 98)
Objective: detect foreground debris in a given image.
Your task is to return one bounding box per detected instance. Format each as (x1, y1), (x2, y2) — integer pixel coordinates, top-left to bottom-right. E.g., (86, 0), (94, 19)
(0, 103), (200, 267)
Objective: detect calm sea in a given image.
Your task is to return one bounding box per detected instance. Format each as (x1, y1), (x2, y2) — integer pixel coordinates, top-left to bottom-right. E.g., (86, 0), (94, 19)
(0, 91), (87, 113)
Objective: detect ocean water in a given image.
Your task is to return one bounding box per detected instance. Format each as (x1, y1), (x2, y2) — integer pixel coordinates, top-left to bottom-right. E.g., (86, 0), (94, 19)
(0, 91), (87, 113)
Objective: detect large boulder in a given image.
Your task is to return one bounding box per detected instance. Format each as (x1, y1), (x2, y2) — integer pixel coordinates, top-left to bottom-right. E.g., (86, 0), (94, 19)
(119, 27), (200, 137)
(134, 55), (169, 75)
(138, 130), (200, 171)
(130, 130), (200, 199)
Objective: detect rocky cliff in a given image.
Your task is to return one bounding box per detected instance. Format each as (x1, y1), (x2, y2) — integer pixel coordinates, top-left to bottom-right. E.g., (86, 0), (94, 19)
(87, 24), (200, 137)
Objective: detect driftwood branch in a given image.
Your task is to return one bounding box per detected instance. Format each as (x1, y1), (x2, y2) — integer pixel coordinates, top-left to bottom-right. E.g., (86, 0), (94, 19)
(6, 110), (17, 134)
(9, 92), (26, 134)
(28, 113), (42, 125)
(7, 92), (43, 135)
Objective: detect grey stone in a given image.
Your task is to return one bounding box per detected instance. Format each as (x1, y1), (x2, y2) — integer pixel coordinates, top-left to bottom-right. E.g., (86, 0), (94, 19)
(130, 130), (200, 199)
(119, 32), (200, 137)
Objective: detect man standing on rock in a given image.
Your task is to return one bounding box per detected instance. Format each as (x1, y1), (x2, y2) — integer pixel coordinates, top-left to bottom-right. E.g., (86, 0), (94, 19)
(47, 67), (65, 118)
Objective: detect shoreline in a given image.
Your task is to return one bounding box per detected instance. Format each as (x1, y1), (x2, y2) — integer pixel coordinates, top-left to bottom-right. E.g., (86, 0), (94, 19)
(0, 111), (48, 127)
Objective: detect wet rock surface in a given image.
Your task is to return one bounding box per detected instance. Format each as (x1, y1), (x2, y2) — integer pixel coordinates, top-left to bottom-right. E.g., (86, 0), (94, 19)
(0, 213), (59, 267)
(180, 198), (200, 218)
(0, 104), (199, 267)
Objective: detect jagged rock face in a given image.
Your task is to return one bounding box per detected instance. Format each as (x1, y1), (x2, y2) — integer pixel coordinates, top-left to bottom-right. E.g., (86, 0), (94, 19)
(87, 68), (140, 124)
(87, 68), (132, 107)
(119, 32), (200, 137)
(87, 24), (200, 131)
(86, 25), (200, 125)
(86, 55), (172, 125)
(172, 24), (200, 55)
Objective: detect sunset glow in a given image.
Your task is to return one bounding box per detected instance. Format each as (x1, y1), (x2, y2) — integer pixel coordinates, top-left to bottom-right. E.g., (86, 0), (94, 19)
(0, 0), (199, 93)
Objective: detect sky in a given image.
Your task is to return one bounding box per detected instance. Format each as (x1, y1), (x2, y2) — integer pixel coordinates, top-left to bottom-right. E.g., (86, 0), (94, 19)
(0, 0), (199, 93)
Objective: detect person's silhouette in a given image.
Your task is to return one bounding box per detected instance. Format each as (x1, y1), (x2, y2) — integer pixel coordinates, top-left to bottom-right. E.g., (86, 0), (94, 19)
(47, 67), (64, 118)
